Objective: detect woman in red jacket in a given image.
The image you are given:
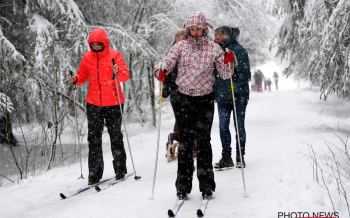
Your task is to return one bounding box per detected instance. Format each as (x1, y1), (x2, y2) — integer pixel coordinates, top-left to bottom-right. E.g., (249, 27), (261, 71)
(72, 27), (129, 185)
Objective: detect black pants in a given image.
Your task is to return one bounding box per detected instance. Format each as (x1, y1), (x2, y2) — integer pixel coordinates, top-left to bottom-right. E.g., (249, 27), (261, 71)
(171, 91), (215, 194)
(86, 103), (126, 179)
(169, 94), (180, 143)
(217, 95), (248, 160)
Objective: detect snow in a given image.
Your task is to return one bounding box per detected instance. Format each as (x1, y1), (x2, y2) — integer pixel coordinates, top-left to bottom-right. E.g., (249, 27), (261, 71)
(0, 63), (347, 217)
(29, 14), (53, 36)
(29, 13), (57, 69)
(0, 28), (26, 63)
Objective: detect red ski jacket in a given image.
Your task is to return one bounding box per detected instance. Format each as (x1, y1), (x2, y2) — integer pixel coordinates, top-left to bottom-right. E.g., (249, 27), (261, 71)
(75, 28), (129, 106)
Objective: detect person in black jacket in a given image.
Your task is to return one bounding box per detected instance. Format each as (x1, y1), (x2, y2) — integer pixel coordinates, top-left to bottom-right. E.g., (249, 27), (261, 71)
(162, 29), (188, 161)
(214, 26), (251, 168)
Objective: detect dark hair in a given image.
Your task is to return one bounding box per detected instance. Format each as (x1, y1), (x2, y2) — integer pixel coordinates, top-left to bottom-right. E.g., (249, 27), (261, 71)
(215, 26), (240, 42)
(231, 27), (240, 41)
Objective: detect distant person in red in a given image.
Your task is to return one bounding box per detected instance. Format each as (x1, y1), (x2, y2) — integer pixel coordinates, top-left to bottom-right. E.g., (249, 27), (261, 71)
(71, 27), (130, 185)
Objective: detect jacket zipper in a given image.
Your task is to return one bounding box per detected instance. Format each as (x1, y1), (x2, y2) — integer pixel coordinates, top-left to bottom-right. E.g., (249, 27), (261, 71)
(112, 59), (120, 105)
(97, 55), (102, 105)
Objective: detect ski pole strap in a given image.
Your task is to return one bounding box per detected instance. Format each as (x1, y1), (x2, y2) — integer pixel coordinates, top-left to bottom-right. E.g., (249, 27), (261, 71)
(159, 83), (164, 104)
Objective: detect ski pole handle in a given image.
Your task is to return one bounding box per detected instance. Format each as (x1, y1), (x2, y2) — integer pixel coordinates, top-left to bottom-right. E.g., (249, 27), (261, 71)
(68, 70), (78, 87)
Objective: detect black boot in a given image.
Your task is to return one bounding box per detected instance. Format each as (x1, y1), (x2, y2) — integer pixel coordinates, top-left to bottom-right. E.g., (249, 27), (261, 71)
(201, 189), (213, 199)
(176, 191), (188, 200)
(214, 155), (234, 169)
(113, 160), (127, 180)
(88, 175), (100, 185)
(236, 155), (246, 168)
(115, 172), (126, 180)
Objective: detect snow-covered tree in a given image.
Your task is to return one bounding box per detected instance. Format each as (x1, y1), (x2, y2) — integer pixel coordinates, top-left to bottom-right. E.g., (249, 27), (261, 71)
(0, 92), (14, 114)
(276, 0), (350, 99)
(1, 0), (276, 125)
(0, 0), (277, 176)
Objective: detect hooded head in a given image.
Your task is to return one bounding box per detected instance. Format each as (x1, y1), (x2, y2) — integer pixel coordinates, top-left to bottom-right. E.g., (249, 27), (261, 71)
(87, 27), (110, 53)
(183, 12), (211, 39)
(214, 26), (240, 48)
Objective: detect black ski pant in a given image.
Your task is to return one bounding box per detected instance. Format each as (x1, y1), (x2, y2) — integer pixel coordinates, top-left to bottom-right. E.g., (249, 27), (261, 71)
(169, 93), (180, 143)
(86, 103), (126, 180)
(171, 91), (215, 194)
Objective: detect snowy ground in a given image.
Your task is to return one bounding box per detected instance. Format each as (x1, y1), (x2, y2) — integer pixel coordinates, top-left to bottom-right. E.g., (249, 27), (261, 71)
(0, 66), (348, 218)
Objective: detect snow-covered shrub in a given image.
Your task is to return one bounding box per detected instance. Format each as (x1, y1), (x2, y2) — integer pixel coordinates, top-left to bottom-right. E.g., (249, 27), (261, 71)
(0, 92), (14, 114)
(309, 140), (350, 217)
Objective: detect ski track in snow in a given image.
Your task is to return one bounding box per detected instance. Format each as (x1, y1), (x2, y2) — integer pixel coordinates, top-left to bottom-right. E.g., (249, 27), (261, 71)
(0, 68), (349, 218)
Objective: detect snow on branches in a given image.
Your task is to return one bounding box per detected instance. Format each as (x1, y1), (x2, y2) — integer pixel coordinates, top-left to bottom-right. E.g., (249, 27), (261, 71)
(276, 0), (350, 99)
(0, 28), (25, 73)
(0, 92), (14, 114)
(170, 0), (277, 65)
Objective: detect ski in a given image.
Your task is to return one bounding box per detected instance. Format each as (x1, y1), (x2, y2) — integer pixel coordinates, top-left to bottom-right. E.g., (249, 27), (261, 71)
(59, 177), (115, 200)
(215, 166), (234, 171)
(167, 198), (186, 218)
(94, 172), (135, 192)
(196, 196), (211, 217)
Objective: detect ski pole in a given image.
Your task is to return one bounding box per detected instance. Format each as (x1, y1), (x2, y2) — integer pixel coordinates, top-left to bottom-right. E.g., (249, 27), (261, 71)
(226, 49), (247, 197)
(230, 76), (247, 197)
(112, 59), (141, 181)
(151, 80), (164, 200)
(70, 70), (84, 179)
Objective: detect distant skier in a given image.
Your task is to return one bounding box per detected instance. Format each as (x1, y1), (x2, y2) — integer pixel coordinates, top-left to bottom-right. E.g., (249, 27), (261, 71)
(273, 71), (279, 90)
(214, 26), (250, 169)
(162, 29), (187, 162)
(264, 78), (272, 91)
(253, 70), (264, 92)
(70, 27), (130, 185)
(155, 12), (234, 199)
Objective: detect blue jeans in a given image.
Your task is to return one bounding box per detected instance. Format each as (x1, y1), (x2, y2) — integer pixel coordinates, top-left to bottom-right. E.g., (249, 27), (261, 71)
(217, 95), (248, 159)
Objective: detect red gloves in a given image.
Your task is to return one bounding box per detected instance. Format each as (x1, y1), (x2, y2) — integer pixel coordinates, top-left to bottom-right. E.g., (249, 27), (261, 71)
(156, 69), (167, 82)
(224, 50), (235, 65)
(67, 70), (78, 85)
(154, 62), (167, 82)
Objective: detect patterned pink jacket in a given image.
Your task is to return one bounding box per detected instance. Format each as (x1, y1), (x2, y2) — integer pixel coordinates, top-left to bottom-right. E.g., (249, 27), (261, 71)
(160, 36), (233, 96)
